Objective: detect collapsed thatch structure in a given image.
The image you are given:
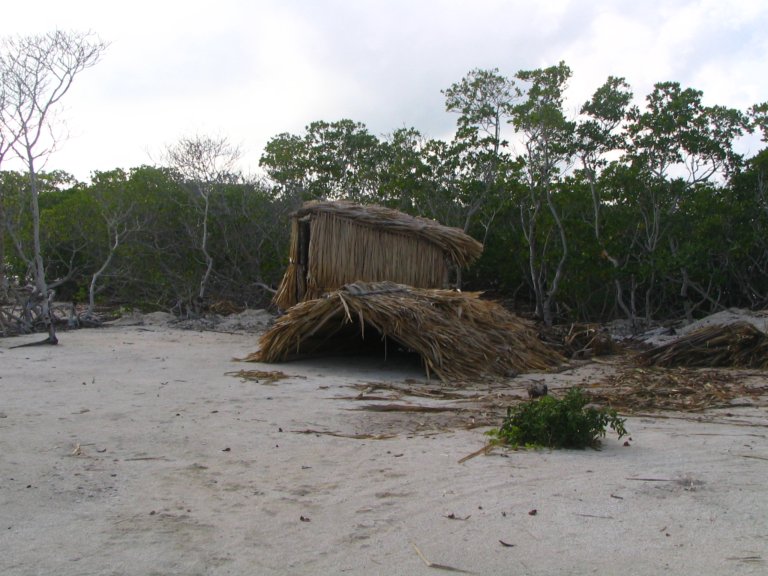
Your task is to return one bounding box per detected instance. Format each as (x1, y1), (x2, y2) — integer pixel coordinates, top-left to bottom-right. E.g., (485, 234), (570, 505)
(273, 201), (484, 310)
(246, 282), (563, 382)
(639, 322), (768, 369)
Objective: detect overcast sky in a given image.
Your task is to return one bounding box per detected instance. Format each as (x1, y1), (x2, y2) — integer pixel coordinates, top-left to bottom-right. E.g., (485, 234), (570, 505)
(2, 0), (766, 181)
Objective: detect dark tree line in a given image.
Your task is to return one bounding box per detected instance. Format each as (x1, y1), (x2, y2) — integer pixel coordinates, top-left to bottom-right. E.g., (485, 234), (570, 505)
(1, 166), (290, 319)
(2, 38), (767, 334)
(261, 65), (767, 326)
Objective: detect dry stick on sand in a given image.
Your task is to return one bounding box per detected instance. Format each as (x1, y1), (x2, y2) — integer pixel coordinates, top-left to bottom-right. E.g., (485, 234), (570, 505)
(291, 429), (396, 440)
(458, 443), (495, 464)
(352, 403), (463, 413)
(411, 543), (474, 574)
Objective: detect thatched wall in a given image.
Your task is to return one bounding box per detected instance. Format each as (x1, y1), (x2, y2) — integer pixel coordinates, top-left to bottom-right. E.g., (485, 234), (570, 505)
(273, 219), (304, 311)
(247, 282), (563, 382)
(273, 201), (483, 309)
(305, 211), (448, 297)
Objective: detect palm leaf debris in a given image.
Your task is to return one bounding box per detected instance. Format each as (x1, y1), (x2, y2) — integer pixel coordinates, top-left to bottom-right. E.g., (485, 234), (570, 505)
(638, 322), (768, 369)
(244, 281), (563, 382)
(587, 365), (768, 412)
(225, 369), (305, 385)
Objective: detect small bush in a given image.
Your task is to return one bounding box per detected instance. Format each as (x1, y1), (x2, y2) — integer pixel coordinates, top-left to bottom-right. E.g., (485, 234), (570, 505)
(487, 388), (627, 449)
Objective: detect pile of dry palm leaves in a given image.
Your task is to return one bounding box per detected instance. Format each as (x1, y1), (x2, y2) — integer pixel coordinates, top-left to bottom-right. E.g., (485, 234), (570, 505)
(639, 321), (768, 369)
(244, 281), (563, 382)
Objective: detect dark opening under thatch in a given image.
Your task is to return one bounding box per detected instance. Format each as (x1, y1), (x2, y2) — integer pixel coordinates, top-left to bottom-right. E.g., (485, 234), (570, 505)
(245, 282), (563, 382)
(639, 321), (768, 369)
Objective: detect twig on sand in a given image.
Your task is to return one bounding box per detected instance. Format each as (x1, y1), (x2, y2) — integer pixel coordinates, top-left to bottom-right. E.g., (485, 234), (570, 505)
(292, 429), (396, 440)
(353, 403), (462, 413)
(443, 513), (471, 521)
(725, 555), (763, 563)
(739, 454), (768, 461)
(412, 543), (473, 573)
(458, 443), (495, 464)
(123, 456), (168, 461)
(625, 477), (673, 482)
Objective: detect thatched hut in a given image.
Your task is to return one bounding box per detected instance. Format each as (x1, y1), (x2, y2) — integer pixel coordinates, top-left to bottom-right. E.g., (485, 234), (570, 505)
(246, 282), (563, 382)
(272, 200), (484, 310)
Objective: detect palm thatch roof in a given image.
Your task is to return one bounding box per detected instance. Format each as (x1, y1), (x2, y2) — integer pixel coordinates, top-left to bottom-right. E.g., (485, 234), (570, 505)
(273, 201), (484, 309)
(245, 282), (563, 382)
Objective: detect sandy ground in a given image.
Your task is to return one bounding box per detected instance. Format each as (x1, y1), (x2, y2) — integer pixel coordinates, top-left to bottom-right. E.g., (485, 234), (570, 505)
(1, 317), (767, 576)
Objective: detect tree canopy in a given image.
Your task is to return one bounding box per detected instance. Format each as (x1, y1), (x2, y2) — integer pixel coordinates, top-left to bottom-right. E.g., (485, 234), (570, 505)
(2, 50), (767, 332)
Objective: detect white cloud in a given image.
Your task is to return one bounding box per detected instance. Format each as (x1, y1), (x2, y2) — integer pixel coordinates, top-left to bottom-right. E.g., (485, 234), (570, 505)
(1, 0), (765, 180)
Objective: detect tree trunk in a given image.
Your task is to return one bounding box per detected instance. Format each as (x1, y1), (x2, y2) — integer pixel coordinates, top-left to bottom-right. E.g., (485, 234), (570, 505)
(87, 228), (120, 317)
(0, 195), (6, 301)
(197, 188), (213, 312)
(28, 168), (56, 342)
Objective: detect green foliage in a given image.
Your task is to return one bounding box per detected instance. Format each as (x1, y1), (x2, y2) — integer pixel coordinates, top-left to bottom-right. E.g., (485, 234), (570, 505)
(750, 102), (768, 142)
(4, 60), (768, 320)
(487, 388), (627, 449)
(0, 163), (291, 313)
(260, 119), (383, 204)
